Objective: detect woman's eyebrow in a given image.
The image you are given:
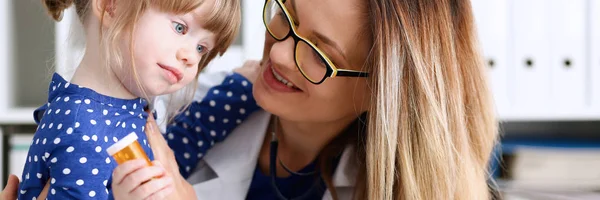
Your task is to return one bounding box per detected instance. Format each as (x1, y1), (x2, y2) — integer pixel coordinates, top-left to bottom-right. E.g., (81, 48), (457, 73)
(313, 31), (349, 64)
(290, 0), (298, 15)
(289, 0), (349, 63)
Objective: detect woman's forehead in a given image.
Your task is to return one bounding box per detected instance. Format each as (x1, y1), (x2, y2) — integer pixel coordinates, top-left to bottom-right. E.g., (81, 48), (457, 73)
(292, 0), (370, 68)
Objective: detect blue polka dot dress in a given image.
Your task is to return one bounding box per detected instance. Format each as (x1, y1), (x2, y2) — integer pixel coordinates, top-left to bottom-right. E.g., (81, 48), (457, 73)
(165, 73), (261, 178)
(18, 73), (153, 200)
(17, 72), (257, 199)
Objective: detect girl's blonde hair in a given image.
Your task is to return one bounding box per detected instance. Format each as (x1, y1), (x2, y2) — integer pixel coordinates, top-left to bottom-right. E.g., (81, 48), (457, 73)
(320, 0), (498, 199)
(42, 0), (240, 117)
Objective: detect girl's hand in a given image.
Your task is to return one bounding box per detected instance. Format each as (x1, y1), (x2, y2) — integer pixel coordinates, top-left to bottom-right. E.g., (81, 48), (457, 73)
(112, 160), (174, 200)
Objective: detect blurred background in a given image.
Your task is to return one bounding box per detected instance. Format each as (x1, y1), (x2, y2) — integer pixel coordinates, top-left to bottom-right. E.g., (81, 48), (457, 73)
(0, 0), (599, 199)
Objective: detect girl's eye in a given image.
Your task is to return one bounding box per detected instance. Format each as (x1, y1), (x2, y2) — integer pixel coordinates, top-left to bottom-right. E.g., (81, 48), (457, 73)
(172, 22), (187, 34)
(196, 45), (207, 54)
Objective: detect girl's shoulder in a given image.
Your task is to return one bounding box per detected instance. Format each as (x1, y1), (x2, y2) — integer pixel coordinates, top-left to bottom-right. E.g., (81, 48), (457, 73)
(32, 93), (154, 158)
(35, 93), (148, 137)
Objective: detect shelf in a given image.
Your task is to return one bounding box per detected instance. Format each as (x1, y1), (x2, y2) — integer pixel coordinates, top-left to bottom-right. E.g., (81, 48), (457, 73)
(499, 108), (600, 122)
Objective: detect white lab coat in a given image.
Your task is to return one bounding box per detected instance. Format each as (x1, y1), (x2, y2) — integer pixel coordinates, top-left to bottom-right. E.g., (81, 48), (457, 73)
(177, 70), (359, 199)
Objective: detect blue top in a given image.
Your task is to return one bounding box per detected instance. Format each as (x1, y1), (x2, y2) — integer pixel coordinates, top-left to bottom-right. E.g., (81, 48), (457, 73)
(246, 162), (327, 200)
(165, 73), (261, 178)
(18, 73), (154, 200)
(18, 72), (255, 199)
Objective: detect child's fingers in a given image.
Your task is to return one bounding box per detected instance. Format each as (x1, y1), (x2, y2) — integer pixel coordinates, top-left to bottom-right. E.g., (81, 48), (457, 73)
(151, 160), (162, 167)
(112, 159), (148, 185)
(120, 165), (166, 194)
(131, 176), (173, 200)
(144, 183), (174, 200)
(144, 184), (174, 200)
(150, 161), (169, 177)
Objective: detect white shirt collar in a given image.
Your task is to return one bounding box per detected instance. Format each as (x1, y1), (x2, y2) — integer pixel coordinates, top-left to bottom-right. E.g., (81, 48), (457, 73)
(198, 110), (357, 187)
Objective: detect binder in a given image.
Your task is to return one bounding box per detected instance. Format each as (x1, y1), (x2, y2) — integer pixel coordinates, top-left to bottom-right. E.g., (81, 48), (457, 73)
(591, 0), (600, 113)
(471, 0), (510, 116)
(511, 0), (552, 114)
(496, 139), (600, 191)
(548, 0), (587, 113)
(505, 139), (600, 191)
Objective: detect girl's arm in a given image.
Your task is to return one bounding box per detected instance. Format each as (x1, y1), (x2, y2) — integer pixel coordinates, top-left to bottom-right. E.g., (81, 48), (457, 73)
(166, 61), (262, 178)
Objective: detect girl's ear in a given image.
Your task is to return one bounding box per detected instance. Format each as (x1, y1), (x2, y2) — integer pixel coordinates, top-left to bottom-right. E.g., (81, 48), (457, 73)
(90, 0), (116, 27)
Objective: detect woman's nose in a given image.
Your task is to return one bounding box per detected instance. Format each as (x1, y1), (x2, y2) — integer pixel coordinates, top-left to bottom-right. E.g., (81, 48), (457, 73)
(269, 37), (299, 72)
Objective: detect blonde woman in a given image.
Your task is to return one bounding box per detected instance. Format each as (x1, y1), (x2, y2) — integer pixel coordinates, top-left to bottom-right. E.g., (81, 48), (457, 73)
(2, 0), (498, 199)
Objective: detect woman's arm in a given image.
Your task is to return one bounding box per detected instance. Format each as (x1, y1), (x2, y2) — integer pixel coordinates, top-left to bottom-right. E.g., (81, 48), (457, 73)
(0, 175), (19, 200)
(145, 112), (197, 199)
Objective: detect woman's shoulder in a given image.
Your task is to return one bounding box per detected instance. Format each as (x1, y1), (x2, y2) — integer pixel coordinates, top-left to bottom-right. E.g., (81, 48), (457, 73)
(200, 111), (271, 159)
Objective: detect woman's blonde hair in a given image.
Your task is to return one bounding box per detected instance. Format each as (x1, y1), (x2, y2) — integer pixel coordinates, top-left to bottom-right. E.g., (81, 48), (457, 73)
(42, 0), (240, 116)
(317, 0), (498, 199)
(356, 0), (498, 199)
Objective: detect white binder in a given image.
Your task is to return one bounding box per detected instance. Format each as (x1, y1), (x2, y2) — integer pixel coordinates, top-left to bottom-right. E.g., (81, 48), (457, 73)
(591, 0), (600, 114)
(548, 0), (588, 114)
(471, 0), (510, 118)
(511, 0), (552, 115)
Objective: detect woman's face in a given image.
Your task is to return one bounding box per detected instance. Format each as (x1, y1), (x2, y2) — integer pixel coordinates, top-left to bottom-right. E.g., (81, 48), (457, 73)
(254, 0), (372, 123)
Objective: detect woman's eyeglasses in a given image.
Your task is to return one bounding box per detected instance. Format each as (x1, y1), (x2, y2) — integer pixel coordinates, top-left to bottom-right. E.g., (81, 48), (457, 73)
(263, 0), (369, 84)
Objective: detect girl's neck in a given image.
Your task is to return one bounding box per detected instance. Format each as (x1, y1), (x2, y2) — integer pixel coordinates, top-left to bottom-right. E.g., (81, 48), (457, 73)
(71, 53), (136, 100)
(69, 19), (137, 100)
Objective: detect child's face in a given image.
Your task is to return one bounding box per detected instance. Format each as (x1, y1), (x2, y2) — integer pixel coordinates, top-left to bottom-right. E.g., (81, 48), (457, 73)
(118, 1), (216, 98)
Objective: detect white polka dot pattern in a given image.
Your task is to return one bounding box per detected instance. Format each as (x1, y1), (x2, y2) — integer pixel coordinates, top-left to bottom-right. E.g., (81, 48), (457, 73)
(165, 73), (259, 178)
(21, 73), (155, 199)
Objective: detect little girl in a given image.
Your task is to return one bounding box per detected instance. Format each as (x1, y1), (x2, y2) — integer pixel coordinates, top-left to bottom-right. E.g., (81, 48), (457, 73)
(18, 0), (259, 199)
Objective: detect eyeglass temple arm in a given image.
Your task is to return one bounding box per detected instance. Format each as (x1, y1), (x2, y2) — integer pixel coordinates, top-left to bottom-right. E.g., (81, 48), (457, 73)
(335, 69), (369, 77)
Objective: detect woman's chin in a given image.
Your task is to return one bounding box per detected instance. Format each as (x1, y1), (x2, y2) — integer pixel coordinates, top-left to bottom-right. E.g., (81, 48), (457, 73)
(252, 83), (269, 110)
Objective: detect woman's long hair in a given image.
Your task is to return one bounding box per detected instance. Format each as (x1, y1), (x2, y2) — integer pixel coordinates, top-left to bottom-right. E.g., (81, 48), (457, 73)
(334, 0), (498, 199)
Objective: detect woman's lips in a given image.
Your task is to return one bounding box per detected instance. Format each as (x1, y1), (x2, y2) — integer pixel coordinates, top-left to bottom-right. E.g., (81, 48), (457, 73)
(262, 60), (302, 93)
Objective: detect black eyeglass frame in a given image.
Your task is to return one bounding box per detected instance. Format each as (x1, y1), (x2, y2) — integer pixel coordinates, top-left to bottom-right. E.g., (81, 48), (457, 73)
(262, 0), (369, 85)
